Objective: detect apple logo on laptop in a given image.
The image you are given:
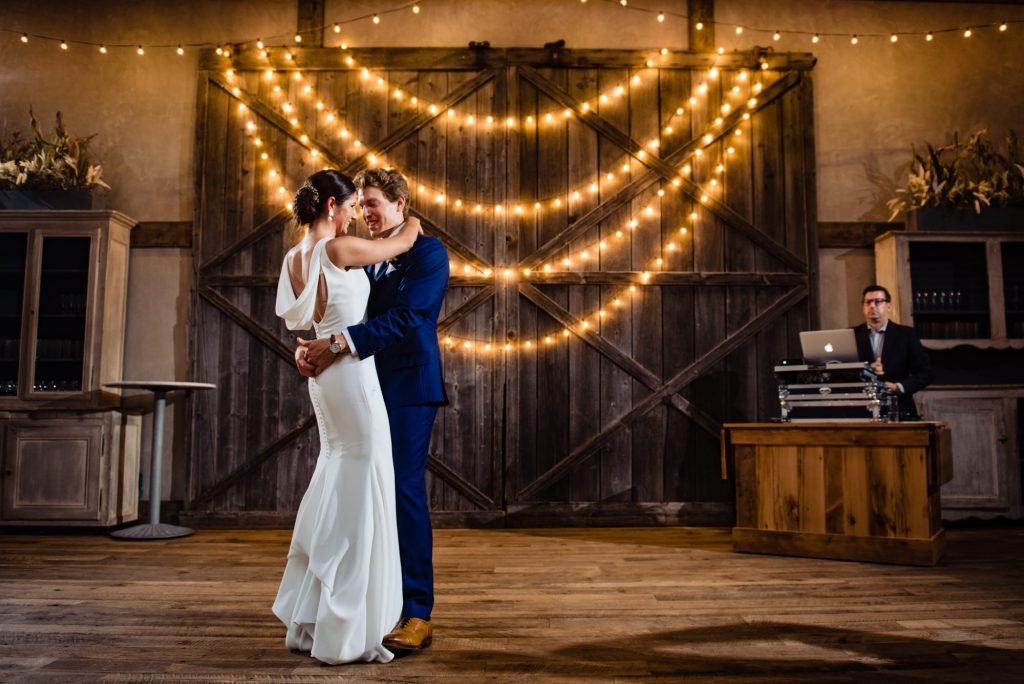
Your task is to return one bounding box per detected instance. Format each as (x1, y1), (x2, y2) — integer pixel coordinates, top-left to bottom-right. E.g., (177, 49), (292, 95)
(824, 343), (834, 353)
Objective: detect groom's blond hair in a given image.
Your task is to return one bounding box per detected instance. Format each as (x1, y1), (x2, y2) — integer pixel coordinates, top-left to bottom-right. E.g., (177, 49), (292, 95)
(354, 168), (410, 216)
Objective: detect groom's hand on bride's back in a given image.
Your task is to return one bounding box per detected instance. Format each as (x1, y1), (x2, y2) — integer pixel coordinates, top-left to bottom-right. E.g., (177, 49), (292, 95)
(296, 336), (344, 376)
(294, 339), (319, 377)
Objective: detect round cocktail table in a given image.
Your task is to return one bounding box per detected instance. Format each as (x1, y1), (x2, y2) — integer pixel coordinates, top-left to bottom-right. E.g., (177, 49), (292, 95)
(104, 381), (216, 539)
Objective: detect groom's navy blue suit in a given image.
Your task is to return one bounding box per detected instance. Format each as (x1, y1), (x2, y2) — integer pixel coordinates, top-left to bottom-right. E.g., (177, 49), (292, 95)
(346, 234), (449, 621)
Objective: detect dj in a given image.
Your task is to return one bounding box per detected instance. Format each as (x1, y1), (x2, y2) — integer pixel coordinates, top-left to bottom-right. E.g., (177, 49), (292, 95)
(853, 284), (933, 420)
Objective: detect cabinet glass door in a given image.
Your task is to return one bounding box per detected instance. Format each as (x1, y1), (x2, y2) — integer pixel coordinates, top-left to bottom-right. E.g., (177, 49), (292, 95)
(0, 232), (28, 396)
(909, 242), (990, 339)
(33, 236), (91, 393)
(1003, 243), (1024, 339)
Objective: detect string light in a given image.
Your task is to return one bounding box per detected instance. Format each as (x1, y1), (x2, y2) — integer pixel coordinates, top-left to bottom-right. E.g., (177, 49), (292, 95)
(218, 47), (957, 348)
(99, 45), (107, 54)
(12, 11), (1019, 62)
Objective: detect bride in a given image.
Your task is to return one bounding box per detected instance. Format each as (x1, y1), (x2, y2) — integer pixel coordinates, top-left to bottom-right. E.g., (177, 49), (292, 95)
(272, 169), (420, 664)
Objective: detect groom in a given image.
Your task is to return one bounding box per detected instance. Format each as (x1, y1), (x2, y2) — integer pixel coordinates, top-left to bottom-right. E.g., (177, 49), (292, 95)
(295, 167), (449, 653)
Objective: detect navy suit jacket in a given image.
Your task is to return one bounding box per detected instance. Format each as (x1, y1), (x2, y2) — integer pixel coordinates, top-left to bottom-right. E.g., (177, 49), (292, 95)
(346, 235), (450, 408)
(854, 321), (932, 419)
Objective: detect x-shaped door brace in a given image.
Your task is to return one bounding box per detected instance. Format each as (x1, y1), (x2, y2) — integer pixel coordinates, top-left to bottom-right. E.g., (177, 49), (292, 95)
(191, 64), (810, 507)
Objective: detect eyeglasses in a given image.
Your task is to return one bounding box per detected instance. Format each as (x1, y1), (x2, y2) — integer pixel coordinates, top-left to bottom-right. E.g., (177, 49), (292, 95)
(862, 298), (890, 306)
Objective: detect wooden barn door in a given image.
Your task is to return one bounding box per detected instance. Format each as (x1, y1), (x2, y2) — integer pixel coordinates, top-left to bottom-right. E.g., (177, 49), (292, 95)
(187, 48), (816, 527)
(499, 59), (816, 525)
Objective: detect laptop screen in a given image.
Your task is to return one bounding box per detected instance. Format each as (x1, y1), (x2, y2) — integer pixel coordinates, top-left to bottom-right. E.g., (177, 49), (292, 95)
(799, 328), (860, 364)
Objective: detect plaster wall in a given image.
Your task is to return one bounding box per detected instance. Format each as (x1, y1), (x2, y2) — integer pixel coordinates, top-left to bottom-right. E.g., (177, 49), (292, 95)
(2, 0), (1022, 502)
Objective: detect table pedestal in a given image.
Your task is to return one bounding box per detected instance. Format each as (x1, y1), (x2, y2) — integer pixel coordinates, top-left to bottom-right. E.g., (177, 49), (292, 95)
(111, 390), (193, 539)
(105, 381), (215, 540)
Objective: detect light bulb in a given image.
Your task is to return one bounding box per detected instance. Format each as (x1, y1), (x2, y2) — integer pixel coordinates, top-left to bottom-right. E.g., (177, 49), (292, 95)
(657, 12), (665, 22)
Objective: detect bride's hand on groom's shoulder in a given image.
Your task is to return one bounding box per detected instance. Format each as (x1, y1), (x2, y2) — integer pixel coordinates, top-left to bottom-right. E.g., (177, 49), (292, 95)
(404, 217), (424, 243)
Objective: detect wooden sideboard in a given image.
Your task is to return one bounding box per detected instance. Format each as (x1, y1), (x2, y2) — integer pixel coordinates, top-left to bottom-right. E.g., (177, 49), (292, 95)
(721, 422), (952, 566)
(0, 211), (140, 527)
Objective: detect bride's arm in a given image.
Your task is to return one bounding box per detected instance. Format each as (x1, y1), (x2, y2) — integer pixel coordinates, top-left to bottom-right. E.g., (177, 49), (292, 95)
(325, 217), (422, 268)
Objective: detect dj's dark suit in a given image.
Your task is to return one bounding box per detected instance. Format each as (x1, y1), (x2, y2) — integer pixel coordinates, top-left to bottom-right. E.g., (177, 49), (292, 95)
(853, 322), (933, 420)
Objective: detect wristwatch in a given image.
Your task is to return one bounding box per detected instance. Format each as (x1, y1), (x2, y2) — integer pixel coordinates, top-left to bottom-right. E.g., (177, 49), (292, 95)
(328, 333), (342, 354)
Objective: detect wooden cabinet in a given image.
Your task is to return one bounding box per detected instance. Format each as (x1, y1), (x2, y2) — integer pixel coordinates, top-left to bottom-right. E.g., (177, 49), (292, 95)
(722, 422), (952, 566)
(875, 231), (1024, 349)
(0, 211), (140, 527)
(1, 411), (140, 525)
(916, 387), (1023, 520)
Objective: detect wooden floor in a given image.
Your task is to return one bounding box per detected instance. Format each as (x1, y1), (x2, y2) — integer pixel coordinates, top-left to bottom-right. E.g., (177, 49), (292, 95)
(1, 527), (1023, 683)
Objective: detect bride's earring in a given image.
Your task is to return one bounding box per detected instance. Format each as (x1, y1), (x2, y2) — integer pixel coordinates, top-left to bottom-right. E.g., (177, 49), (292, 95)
(328, 210), (335, 219)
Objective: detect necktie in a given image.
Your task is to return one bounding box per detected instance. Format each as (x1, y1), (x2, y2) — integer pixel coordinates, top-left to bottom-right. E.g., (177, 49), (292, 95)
(872, 329), (885, 358)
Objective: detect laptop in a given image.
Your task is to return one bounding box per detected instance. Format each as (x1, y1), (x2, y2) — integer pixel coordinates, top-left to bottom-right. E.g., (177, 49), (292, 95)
(799, 328), (860, 364)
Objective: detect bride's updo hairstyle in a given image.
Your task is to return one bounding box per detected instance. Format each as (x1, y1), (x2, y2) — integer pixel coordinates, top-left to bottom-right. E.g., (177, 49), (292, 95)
(291, 169), (356, 226)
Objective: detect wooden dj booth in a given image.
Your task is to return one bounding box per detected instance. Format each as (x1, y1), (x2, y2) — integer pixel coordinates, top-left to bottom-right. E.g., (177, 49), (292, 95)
(721, 422), (952, 566)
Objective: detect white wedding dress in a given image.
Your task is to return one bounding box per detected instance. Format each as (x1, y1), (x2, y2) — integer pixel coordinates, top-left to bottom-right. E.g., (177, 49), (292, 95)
(272, 237), (402, 664)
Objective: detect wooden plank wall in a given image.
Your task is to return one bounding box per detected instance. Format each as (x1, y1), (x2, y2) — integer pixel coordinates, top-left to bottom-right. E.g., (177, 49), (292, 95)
(189, 50), (816, 526)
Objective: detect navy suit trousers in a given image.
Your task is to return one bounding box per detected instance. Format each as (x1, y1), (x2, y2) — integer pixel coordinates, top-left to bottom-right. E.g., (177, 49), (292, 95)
(387, 402), (437, 620)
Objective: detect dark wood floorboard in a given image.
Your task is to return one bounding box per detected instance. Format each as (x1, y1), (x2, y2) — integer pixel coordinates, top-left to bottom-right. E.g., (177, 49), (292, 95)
(1, 527), (1023, 682)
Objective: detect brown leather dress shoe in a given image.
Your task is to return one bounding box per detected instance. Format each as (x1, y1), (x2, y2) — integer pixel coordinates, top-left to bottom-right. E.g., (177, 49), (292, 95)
(383, 617), (433, 653)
